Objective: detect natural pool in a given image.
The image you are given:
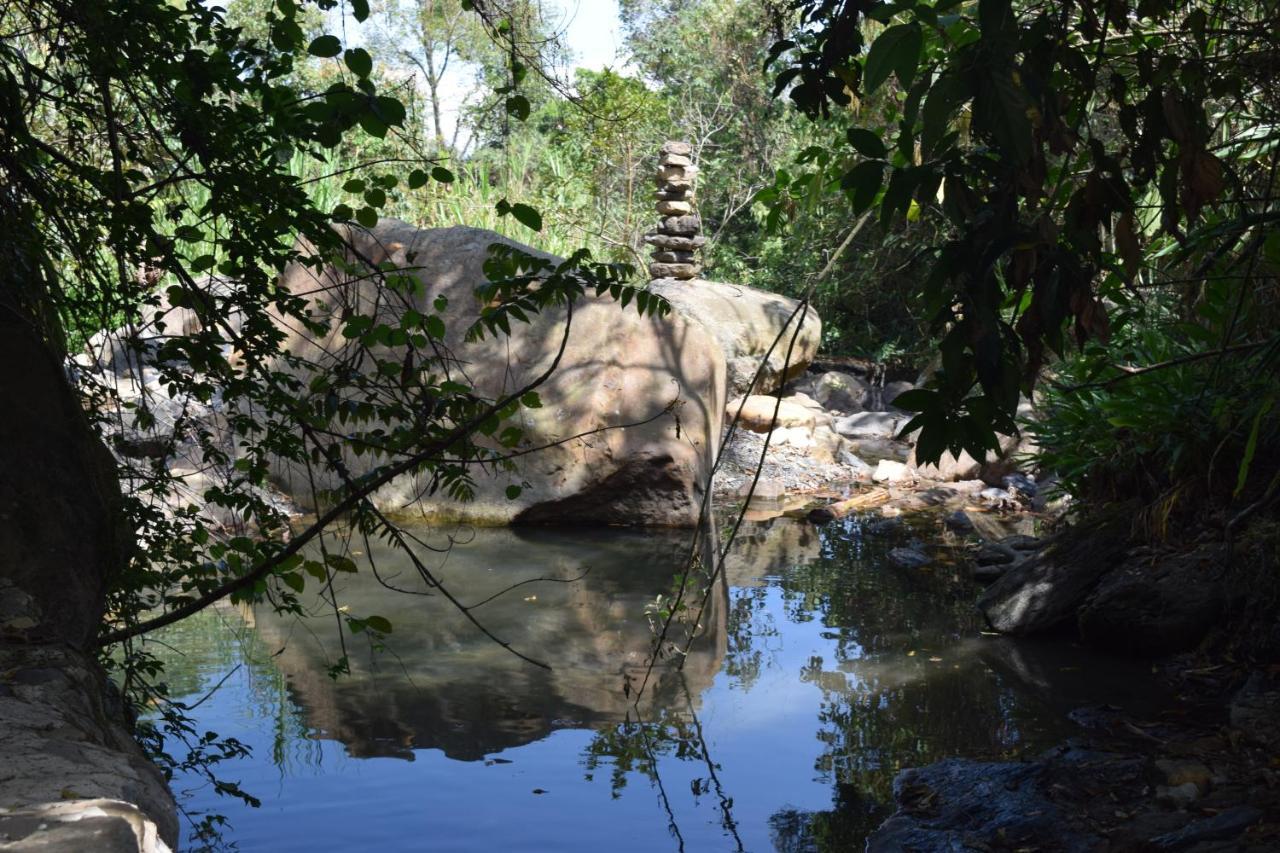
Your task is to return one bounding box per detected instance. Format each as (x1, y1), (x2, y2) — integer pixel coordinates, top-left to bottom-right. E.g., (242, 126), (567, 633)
(152, 513), (1163, 851)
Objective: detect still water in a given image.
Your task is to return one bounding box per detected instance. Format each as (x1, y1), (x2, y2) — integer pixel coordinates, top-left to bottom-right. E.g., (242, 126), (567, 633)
(153, 514), (1161, 851)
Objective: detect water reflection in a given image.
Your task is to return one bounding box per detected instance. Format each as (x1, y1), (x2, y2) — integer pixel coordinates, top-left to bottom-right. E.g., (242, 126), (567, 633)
(251, 526), (725, 762)
(152, 512), (1164, 852)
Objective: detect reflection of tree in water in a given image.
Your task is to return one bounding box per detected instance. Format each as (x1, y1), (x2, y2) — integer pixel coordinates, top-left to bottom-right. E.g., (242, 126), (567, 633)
(723, 586), (778, 691)
(765, 514), (1074, 850)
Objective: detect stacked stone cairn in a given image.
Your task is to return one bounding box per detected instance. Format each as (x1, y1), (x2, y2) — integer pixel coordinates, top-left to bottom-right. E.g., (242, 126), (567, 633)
(646, 141), (703, 280)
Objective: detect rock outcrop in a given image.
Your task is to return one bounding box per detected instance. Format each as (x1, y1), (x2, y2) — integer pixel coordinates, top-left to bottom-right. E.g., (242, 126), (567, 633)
(978, 513), (1131, 635)
(1, 319), (177, 851)
(649, 279), (821, 397)
(1078, 544), (1226, 656)
(270, 220), (727, 527)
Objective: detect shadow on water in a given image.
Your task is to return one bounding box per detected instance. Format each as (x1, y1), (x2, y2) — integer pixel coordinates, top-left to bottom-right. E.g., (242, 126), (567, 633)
(153, 513), (1168, 852)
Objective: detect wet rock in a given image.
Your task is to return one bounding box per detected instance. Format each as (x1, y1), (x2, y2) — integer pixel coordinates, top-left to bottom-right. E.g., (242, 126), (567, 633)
(1078, 544), (1225, 657)
(867, 759), (1097, 853)
(979, 514), (1131, 636)
(1155, 759), (1212, 792)
(1229, 671), (1280, 748)
(944, 511), (974, 533)
(0, 799), (170, 852)
(976, 543), (1019, 566)
(867, 516), (905, 536)
(888, 547), (930, 569)
(1156, 782), (1202, 807)
(1149, 806), (1262, 850)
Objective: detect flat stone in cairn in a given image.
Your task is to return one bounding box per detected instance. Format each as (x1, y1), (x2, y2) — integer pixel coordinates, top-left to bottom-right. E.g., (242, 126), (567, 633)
(655, 188), (692, 201)
(651, 251), (697, 264)
(658, 163), (697, 183)
(658, 214), (701, 235)
(656, 199), (693, 215)
(650, 262), (700, 279)
(645, 233), (706, 251)
(660, 141), (693, 156)
(660, 153), (693, 167)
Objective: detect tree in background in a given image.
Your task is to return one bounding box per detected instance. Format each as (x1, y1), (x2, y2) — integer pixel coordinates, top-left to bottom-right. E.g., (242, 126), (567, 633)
(767, 0), (1280, 527)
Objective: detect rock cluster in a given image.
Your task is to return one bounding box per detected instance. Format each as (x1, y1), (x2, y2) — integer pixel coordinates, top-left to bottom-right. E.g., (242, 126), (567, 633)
(645, 141), (703, 280)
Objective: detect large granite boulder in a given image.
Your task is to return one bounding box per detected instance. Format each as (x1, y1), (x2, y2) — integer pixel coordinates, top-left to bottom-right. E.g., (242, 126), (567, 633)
(269, 221), (726, 527)
(648, 278), (821, 397)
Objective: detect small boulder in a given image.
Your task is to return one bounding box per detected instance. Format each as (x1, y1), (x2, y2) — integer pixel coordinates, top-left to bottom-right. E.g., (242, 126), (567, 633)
(889, 547), (930, 569)
(944, 511), (974, 533)
(738, 478), (785, 503)
(873, 459), (911, 483)
(833, 411), (907, 440)
(813, 371), (869, 412)
(727, 396), (817, 432)
(873, 380), (914, 410)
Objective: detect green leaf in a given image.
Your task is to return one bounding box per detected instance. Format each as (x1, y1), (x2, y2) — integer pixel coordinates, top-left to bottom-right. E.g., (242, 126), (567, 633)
(281, 572), (305, 593)
(509, 202), (542, 232)
(431, 166), (455, 183)
(840, 160), (884, 212)
(974, 68), (1032, 163)
(846, 128), (888, 159)
(342, 178), (365, 193)
(344, 48), (372, 78)
(331, 202), (353, 221)
(307, 35), (341, 58)
(922, 73), (970, 155)
(374, 96), (406, 127)
(505, 484), (523, 500)
(520, 391), (542, 408)
(365, 615), (393, 633)
(892, 388), (941, 413)
(408, 169), (428, 189)
(506, 94), (530, 121)
(355, 206), (378, 228)
(350, 0), (370, 22)
(863, 23), (923, 94)
(1235, 399), (1274, 498)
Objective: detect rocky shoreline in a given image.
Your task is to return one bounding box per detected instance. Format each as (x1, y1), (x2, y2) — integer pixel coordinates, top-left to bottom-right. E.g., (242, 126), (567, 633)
(710, 362), (1279, 850)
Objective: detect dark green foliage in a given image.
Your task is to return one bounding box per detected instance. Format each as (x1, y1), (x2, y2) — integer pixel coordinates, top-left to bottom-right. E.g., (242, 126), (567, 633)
(769, 0), (1280, 469)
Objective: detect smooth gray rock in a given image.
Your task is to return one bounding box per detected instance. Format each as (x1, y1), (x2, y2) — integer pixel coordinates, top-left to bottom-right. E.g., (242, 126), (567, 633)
(813, 371), (869, 412)
(867, 758), (1098, 853)
(978, 515), (1130, 635)
(833, 411), (907, 440)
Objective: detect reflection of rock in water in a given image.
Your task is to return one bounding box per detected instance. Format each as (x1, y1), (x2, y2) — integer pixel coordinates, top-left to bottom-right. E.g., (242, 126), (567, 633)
(723, 519), (822, 588)
(252, 526), (725, 761)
